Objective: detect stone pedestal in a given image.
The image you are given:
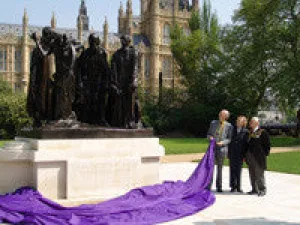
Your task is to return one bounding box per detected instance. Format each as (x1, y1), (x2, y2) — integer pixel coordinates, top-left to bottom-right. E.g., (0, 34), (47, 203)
(0, 129), (165, 204)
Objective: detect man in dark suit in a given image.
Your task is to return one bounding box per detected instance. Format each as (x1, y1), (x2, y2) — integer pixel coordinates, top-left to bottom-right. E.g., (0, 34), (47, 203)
(245, 117), (270, 197)
(296, 109), (300, 137)
(228, 116), (248, 193)
(207, 109), (232, 192)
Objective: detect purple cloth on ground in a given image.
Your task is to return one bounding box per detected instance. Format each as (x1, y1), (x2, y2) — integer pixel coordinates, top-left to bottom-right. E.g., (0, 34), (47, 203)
(0, 140), (216, 225)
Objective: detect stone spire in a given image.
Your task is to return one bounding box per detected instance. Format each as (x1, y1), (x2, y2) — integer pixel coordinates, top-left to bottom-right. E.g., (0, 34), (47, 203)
(118, 1), (125, 34)
(126, 0), (133, 36)
(51, 12), (57, 29)
(140, 0), (146, 21)
(119, 1), (124, 16)
(80, 0), (87, 15)
(22, 8), (29, 92)
(77, 16), (83, 43)
(77, 0), (89, 31)
(22, 8), (28, 26)
(126, 0), (132, 15)
(192, 0), (199, 11)
(103, 16), (109, 50)
(149, 0), (160, 93)
(49, 12), (57, 77)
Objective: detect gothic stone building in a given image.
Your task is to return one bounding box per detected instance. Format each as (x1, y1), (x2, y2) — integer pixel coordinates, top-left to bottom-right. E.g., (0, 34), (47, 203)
(0, 0), (198, 93)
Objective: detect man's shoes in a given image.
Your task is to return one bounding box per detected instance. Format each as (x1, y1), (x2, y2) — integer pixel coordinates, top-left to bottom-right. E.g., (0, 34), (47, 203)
(247, 190), (258, 195)
(217, 189), (223, 193)
(237, 189), (243, 193)
(230, 188), (236, 192)
(258, 191), (266, 197)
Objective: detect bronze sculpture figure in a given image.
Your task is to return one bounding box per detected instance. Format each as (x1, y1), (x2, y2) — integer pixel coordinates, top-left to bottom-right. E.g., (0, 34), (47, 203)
(109, 35), (138, 128)
(29, 27), (76, 124)
(75, 34), (110, 125)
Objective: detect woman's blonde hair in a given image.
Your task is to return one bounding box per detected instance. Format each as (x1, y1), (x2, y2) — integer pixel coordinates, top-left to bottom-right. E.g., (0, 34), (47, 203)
(237, 116), (248, 127)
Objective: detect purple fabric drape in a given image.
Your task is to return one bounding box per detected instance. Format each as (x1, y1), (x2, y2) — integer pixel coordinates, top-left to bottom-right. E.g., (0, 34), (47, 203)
(0, 140), (216, 225)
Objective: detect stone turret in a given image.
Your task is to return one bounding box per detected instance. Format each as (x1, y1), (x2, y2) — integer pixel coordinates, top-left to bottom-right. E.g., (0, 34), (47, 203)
(140, 0), (146, 21)
(192, 0), (199, 11)
(77, 16), (83, 43)
(22, 9), (28, 48)
(21, 8), (29, 92)
(49, 12), (57, 77)
(126, 0), (133, 36)
(51, 12), (57, 29)
(103, 17), (109, 50)
(118, 1), (125, 34)
(77, 0), (89, 31)
(149, 0), (160, 93)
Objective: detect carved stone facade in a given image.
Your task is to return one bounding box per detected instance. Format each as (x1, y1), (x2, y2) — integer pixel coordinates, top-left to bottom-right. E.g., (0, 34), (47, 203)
(0, 0), (198, 93)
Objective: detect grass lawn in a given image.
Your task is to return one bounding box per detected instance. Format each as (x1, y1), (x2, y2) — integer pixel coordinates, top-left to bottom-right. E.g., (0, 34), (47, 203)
(160, 136), (300, 155)
(0, 140), (9, 148)
(266, 151), (300, 174)
(160, 138), (209, 155)
(270, 137), (300, 147)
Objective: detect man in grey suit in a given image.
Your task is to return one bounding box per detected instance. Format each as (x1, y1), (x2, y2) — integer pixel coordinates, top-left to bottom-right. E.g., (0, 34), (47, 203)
(207, 109), (232, 192)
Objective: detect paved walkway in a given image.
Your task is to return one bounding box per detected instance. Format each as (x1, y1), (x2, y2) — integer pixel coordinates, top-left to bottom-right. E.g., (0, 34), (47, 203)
(161, 147), (300, 163)
(160, 163), (300, 225)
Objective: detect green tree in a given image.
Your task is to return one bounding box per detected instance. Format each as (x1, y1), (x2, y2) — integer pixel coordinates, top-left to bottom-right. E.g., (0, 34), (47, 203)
(170, 1), (223, 103)
(0, 79), (31, 138)
(219, 0), (288, 116)
(268, 0), (300, 109)
(170, 0), (230, 134)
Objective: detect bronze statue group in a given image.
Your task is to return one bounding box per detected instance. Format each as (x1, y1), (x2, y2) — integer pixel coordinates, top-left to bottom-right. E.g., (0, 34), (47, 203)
(27, 27), (140, 129)
(207, 110), (271, 197)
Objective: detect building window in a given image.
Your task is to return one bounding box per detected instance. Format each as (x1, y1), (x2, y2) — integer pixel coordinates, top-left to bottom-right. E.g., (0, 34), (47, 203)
(163, 24), (171, 45)
(14, 82), (22, 92)
(162, 58), (171, 78)
(0, 48), (7, 72)
(144, 58), (150, 78)
(15, 50), (22, 73)
(179, 0), (190, 11)
(160, 0), (172, 9)
(184, 27), (191, 36)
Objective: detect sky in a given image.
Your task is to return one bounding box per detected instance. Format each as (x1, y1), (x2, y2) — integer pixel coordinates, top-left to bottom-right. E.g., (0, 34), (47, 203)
(0, 0), (241, 32)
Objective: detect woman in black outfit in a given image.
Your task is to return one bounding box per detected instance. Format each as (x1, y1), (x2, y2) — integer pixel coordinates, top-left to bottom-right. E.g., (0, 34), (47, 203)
(228, 116), (248, 192)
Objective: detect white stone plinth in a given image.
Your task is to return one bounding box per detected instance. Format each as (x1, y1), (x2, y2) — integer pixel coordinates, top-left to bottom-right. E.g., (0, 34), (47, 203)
(0, 137), (165, 202)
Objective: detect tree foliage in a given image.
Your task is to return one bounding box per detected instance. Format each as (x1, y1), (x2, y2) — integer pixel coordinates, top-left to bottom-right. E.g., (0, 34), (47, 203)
(226, 0), (300, 113)
(0, 79), (31, 139)
(170, 0), (300, 125)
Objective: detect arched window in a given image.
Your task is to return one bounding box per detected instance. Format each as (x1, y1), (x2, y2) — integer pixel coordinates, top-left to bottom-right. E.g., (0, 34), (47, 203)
(179, 0), (190, 11)
(14, 50), (22, 73)
(144, 58), (150, 78)
(163, 24), (171, 45)
(162, 58), (171, 78)
(0, 47), (7, 72)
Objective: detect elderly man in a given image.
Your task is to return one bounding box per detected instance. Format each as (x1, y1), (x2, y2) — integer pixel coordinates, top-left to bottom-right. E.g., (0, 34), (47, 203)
(207, 109), (232, 192)
(246, 117), (270, 197)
